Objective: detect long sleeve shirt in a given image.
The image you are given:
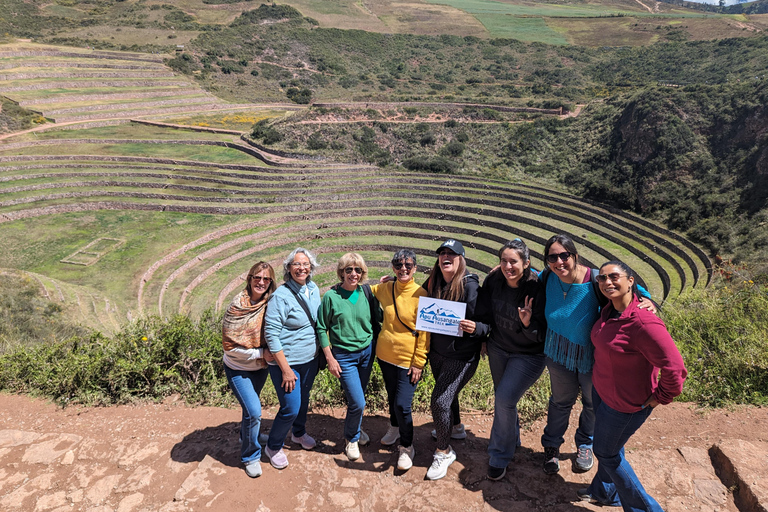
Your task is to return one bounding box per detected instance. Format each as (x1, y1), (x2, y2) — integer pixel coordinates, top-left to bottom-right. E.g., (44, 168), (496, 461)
(474, 272), (546, 355)
(264, 279), (321, 366)
(591, 296), (687, 413)
(370, 279), (429, 369)
(316, 285), (374, 352)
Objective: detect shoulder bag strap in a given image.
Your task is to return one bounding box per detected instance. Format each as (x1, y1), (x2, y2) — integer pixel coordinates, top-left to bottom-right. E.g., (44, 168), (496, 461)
(391, 283), (418, 337)
(285, 285), (319, 344)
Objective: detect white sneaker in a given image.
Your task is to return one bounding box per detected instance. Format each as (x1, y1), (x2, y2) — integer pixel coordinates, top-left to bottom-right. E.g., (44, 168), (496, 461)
(244, 460), (262, 478)
(431, 423), (467, 440)
(291, 433), (316, 450)
(426, 446), (457, 480)
(397, 445), (415, 471)
(359, 429), (370, 446)
(381, 425), (400, 446)
(345, 440), (360, 461)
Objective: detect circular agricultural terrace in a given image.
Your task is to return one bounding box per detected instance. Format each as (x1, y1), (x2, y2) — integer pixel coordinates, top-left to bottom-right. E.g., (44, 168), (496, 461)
(0, 131), (710, 321)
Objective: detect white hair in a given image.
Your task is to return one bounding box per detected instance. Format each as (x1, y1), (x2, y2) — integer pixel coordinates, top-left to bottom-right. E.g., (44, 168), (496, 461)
(282, 247), (319, 282)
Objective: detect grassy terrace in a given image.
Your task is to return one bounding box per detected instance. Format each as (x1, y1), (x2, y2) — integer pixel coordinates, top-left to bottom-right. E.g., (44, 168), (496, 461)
(0, 134), (703, 320)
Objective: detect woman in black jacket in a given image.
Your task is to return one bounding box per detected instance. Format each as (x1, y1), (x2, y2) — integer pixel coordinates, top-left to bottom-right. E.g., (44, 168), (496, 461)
(423, 239), (484, 481)
(465, 239), (546, 481)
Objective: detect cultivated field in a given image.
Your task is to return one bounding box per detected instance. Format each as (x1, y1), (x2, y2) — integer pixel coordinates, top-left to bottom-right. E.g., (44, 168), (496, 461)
(27, 0), (766, 47)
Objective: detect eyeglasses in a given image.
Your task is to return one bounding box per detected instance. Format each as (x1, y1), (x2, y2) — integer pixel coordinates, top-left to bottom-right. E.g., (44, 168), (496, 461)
(291, 262), (311, 268)
(596, 273), (626, 283)
(437, 249), (457, 257)
(250, 276), (272, 283)
(344, 267), (363, 275)
(545, 251), (573, 264)
(393, 262), (414, 270)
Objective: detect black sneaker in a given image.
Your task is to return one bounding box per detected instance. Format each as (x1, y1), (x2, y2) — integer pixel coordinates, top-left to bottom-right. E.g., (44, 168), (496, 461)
(577, 488), (599, 503)
(543, 446), (560, 475)
(487, 465), (507, 481)
(574, 445), (594, 472)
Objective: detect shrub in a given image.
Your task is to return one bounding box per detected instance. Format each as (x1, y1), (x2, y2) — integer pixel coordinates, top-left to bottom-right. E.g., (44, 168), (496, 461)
(664, 274), (768, 406)
(419, 132), (436, 146)
(402, 155), (457, 174)
(251, 119), (283, 144)
(440, 140), (465, 157)
(286, 87), (312, 104)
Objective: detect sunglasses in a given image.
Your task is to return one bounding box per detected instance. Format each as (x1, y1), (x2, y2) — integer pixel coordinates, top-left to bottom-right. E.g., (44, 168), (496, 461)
(545, 251), (573, 264)
(596, 273), (626, 283)
(344, 267), (363, 275)
(437, 249), (458, 257)
(393, 262), (414, 270)
(250, 276), (272, 283)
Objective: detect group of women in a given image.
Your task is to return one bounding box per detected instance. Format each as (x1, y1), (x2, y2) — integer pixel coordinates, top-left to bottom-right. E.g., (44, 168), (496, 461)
(221, 235), (687, 512)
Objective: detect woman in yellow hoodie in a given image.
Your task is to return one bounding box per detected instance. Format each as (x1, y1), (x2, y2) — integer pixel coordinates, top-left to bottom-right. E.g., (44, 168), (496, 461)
(370, 248), (429, 472)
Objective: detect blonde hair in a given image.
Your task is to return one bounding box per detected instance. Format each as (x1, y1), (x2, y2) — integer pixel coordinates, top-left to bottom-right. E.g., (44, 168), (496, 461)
(336, 252), (368, 282)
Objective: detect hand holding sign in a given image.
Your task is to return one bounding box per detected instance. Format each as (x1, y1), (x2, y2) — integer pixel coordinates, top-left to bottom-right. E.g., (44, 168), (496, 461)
(415, 297), (467, 337)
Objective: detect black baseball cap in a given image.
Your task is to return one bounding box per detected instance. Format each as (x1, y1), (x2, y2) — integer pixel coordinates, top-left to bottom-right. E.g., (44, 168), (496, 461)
(436, 239), (465, 257)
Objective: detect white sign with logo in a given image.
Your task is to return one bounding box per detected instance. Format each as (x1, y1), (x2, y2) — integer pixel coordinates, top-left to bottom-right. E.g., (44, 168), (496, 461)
(415, 297), (466, 336)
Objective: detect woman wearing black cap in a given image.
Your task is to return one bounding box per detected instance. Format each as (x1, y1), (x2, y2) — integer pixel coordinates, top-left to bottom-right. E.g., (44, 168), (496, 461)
(423, 239), (483, 480)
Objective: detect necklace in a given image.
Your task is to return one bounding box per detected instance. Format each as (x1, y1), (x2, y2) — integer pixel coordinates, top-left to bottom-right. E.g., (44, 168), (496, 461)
(557, 277), (573, 299)
(557, 267), (580, 299)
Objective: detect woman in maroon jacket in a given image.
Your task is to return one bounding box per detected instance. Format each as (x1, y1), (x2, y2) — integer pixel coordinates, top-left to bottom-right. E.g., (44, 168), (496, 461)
(579, 261), (687, 511)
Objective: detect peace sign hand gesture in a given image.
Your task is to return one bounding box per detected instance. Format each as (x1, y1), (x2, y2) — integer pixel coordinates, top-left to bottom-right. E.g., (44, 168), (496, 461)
(517, 296), (534, 328)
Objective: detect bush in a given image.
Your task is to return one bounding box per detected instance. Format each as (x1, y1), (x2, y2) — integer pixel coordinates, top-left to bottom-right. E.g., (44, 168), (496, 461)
(402, 155), (457, 174)
(251, 119), (283, 144)
(440, 140), (465, 157)
(664, 274), (768, 406)
(286, 87), (312, 104)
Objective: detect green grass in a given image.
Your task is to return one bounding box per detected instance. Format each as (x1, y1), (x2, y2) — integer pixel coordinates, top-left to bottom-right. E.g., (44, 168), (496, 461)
(2, 142), (264, 164)
(25, 123), (240, 142)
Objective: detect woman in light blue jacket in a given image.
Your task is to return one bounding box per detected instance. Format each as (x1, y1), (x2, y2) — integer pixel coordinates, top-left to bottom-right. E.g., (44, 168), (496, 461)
(263, 247), (321, 470)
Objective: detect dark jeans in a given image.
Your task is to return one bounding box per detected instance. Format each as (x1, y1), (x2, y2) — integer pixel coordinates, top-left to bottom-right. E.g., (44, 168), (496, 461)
(487, 342), (546, 468)
(224, 364), (269, 464)
(541, 356), (595, 450)
(586, 389), (663, 512)
(266, 358), (319, 451)
(379, 358), (419, 448)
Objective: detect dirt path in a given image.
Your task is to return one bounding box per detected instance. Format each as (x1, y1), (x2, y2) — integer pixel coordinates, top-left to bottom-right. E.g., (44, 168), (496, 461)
(1, 393), (766, 512)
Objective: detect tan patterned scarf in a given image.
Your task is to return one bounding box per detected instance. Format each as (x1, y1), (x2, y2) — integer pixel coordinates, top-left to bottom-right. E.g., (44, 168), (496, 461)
(222, 290), (267, 351)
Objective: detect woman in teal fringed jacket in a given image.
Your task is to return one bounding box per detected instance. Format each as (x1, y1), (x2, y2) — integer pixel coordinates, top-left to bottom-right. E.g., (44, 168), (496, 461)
(539, 234), (656, 476)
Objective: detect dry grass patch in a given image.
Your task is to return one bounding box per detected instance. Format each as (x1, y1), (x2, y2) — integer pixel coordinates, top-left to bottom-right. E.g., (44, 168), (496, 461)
(58, 26), (201, 46)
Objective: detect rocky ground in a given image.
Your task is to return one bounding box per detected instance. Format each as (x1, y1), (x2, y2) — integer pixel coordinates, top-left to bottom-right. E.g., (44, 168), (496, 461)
(0, 393), (766, 512)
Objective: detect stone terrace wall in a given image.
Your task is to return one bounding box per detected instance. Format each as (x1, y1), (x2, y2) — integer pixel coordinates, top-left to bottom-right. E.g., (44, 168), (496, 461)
(312, 101), (563, 115)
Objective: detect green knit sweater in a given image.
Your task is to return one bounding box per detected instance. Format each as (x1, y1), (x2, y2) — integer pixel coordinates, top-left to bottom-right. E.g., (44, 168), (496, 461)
(317, 286), (374, 352)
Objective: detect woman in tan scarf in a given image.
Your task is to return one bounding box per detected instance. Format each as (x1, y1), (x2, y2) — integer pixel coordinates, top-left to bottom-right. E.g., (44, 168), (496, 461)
(222, 261), (276, 478)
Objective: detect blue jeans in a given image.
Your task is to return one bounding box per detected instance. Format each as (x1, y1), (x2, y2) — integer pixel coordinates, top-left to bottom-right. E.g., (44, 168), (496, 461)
(224, 364), (269, 464)
(541, 356), (595, 450)
(487, 342), (546, 468)
(378, 359), (419, 448)
(267, 358), (319, 451)
(587, 389), (663, 512)
(333, 343), (374, 443)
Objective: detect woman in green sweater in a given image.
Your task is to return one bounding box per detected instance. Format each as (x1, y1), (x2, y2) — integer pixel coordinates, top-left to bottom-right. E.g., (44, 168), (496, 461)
(317, 253), (381, 461)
